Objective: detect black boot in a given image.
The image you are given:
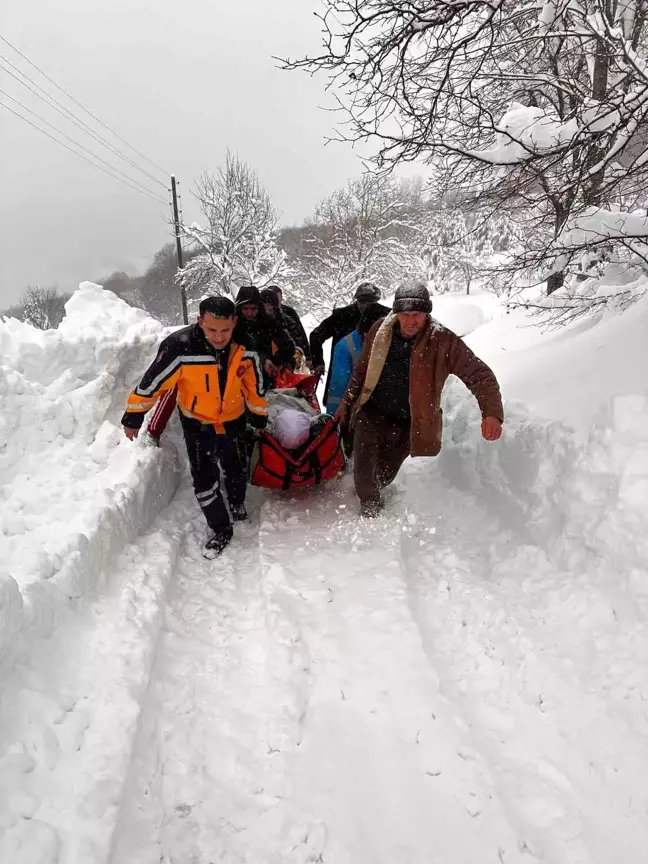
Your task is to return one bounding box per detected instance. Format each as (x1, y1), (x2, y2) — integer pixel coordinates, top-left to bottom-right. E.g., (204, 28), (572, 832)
(203, 525), (233, 558)
(230, 504), (248, 523)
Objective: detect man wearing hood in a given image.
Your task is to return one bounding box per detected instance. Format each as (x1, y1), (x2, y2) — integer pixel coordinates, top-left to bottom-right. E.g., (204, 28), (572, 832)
(266, 285), (311, 364)
(259, 288), (309, 366)
(326, 302), (387, 416)
(337, 281), (504, 517)
(235, 285), (296, 387)
(309, 282), (390, 412)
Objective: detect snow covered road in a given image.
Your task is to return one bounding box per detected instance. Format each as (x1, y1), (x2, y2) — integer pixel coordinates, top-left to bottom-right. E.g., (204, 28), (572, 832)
(4, 287), (648, 863)
(5, 442), (648, 863)
(110, 473), (526, 864)
(105, 440), (648, 864)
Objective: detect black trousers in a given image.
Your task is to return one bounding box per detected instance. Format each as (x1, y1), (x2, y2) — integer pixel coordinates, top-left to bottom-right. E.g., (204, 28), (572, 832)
(353, 404), (410, 506)
(180, 415), (247, 531)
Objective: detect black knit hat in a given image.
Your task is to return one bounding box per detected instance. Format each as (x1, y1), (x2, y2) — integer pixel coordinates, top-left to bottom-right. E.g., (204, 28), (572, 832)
(354, 281), (381, 302)
(393, 280), (432, 314)
(236, 285), (261, 307)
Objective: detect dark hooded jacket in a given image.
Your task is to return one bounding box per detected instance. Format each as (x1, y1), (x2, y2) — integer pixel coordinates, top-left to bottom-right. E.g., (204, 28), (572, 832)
(259, 289), (308, 359)
(281, 305), (311, 361)
(235, 286), (296, 377)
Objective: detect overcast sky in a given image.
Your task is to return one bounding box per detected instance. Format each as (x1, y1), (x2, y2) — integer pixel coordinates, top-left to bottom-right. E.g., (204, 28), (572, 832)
(0, 0), (365, 306)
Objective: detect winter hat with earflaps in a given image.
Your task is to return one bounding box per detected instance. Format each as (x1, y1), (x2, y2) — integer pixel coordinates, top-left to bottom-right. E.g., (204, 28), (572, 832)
(353, 281), (381, 302)
(392, 279), (433, 314)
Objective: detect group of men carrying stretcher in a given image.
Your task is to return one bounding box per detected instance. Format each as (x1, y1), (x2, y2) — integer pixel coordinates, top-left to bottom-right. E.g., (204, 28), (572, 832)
(122, 281), (504, 558)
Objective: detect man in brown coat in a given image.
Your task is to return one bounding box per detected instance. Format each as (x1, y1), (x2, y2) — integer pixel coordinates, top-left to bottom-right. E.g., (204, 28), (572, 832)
(337, 280), (503, 517)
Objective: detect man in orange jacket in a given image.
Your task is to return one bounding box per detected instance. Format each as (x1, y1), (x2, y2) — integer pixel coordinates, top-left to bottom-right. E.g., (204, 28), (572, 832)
(122, 296), (268, 557)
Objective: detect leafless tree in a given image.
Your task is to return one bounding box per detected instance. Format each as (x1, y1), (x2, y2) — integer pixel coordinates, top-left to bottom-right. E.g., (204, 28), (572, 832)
(282, 1), (648, 295)
(17, 286), (69, 329)
(179, 151), (287, 301)
(288, 173), (425, 313)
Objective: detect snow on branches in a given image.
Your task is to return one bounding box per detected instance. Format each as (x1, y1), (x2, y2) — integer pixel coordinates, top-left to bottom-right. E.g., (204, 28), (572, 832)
(282, 0), (648, 300)
(19, 287), (69, 330)
(178, 151), (287, 303)
(286, 174), (426, 313)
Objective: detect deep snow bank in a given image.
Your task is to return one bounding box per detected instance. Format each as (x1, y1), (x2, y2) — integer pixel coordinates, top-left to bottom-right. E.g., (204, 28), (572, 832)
(431, 289), (500, 336)
(468, 289), (648, 432)
(442, 287), (648, 560)
(436, 289), (648, 655)
(441, 389), (648, 569)
(0, 284), (180, 654)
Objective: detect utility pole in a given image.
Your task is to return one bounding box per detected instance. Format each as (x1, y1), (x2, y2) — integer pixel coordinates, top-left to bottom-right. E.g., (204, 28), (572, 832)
(171, 175), (188, 324)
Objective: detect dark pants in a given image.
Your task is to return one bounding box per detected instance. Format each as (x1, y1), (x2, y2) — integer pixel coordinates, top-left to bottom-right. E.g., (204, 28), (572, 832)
(181, 415), (247, 531)
(340, 423), (355, 458)
(353, 405), (410, 506)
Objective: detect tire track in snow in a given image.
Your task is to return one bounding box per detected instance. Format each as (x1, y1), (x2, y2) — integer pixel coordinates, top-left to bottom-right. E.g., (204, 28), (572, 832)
(398, 460), (648, 864)
(110, 486), (324, 864)
(255, 475), (525, 864)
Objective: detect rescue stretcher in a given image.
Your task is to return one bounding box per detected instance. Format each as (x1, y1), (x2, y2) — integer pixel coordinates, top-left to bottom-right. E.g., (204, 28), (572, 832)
(250, 371), (346, 490)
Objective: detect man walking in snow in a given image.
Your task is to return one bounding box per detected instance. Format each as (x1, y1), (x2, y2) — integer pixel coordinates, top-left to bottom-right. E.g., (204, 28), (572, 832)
(259, 288), (309, 368)
(309, 282), (390, 412)
(235, 285), (296, 387)
(337, 281), (503, 517)
(144, 285), (293, 443)
(266, 285), (311, 365)
(122, 296), (268, 557)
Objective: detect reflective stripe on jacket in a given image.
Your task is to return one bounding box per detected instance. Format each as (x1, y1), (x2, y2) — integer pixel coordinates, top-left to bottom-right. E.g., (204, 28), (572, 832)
(122, 324), (267, 433)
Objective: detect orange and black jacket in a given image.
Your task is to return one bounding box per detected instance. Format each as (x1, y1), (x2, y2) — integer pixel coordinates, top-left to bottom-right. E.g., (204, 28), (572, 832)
(122, 324), (268, 434)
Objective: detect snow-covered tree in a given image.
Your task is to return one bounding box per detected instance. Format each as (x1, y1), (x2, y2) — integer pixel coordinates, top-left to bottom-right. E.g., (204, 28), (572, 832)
(287, 174), (425, 313)
(284, 0), (648, 295)
(179, 152), (287, 301)
(406, 205), (520, 295)
(20, 286), (68, 329)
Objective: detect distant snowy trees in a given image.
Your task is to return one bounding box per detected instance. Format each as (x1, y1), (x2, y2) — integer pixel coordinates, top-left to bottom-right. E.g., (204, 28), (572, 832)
(91, 170), (521, 323)
(413, 206), (517, 295)
(283, 0), (648, 303)
(178, 151), (287, 303)
(1, 286), (69, 329)
(285, 174), (425, 313)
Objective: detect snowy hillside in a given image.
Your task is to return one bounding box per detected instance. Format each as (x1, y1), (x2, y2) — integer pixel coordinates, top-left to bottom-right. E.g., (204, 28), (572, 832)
(2, 284), (648, 863)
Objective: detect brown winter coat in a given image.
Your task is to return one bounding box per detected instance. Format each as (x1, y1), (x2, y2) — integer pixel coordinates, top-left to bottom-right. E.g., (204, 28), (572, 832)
(342, 313), (503, 457)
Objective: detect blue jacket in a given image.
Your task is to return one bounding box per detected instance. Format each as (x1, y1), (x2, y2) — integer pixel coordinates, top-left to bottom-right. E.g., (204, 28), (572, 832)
(326, 329), (363, 414)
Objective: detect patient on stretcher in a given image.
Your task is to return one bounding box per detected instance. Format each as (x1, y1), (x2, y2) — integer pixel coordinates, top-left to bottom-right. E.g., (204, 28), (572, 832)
(250, 375), (345, 490)
(266, 387), (327, 452)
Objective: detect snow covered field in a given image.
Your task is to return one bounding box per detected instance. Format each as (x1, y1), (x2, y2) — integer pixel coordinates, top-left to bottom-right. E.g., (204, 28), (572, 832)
(1, 284), (648, 863)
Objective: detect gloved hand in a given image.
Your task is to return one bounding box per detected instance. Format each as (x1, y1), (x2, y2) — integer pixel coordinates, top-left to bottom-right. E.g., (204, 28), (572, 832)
(313, 364), (326, 378)
(481, 417), (503, 441)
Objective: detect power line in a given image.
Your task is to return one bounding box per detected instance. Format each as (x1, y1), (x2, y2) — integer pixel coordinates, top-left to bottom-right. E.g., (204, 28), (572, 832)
(0, 32), (169, 179)
(0, 100), (168, 205)
(0, 88), (168, 202)
(0, 53), (167, 190)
